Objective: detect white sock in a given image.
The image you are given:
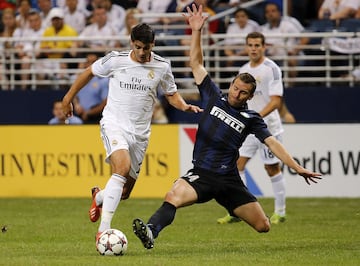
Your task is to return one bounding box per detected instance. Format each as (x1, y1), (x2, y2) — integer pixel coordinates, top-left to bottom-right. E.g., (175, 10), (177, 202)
(270, 172), (286, 216)
(239, 170), (246, 186)
(95, 190), (104, 206)
(98, 174), (126, 232)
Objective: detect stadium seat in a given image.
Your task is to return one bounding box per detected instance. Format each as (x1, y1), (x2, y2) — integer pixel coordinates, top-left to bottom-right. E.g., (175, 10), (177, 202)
(338, 18), (360, 33)
(307, 19), (336, 32)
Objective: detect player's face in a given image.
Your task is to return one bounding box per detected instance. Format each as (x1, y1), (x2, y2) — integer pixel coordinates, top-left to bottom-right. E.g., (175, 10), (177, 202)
(246, 37), (265, 64)
(227, 78), (253, 108)
(130, 40), (154, 63)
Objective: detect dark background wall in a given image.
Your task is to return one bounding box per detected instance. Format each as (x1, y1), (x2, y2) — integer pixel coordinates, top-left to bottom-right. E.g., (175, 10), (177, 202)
(167, 86), (360, 124)
(283, 86), (359, 123)
(0, 90), (65, 124)
(0, 86), (359, 124)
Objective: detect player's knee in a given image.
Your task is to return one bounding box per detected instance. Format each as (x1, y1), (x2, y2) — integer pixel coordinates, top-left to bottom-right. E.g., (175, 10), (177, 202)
(264, 164), (281, 176)
(164, 190), (175, 202)
(255, 218), (270, 233)
(164, 190), (182, 208)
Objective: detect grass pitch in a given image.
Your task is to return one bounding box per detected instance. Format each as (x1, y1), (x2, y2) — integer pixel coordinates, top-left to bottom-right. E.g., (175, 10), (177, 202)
(0, 198), (359, 266)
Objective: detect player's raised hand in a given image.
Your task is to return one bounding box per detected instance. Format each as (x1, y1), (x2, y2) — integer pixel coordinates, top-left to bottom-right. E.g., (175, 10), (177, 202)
(184, 4), (208, 31)
(298, 169), (322, 185)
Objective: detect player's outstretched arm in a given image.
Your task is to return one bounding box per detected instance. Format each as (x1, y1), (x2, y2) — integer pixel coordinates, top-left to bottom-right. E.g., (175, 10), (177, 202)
(264, 136), (322, 185)
(62, 67), (94, 117)
(166, 92), (203, 113)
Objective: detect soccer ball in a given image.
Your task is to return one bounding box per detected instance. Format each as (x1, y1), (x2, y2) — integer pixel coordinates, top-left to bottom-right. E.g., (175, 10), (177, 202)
(96, 229), (128, 256)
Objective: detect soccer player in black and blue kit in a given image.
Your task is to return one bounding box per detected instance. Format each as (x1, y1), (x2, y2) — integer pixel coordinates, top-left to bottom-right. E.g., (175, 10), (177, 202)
(133, 4), (322, 249)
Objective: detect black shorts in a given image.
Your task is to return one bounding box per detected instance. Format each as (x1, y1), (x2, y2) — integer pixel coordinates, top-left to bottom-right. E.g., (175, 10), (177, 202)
(181, 168), (257, 216)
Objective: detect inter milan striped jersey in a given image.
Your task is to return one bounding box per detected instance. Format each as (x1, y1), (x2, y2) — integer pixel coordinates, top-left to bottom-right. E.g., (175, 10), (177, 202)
(92, 50), (177, 138)
(192, 75), (272, 175)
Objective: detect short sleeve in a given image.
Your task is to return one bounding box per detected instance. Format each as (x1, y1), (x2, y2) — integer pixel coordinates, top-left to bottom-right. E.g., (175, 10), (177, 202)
(159, 63), (177, 95)
(91, 51), (117, 77)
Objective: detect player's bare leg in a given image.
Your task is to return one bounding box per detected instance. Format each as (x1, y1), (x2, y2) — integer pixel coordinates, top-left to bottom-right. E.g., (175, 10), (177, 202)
(233, 202), (270, 233)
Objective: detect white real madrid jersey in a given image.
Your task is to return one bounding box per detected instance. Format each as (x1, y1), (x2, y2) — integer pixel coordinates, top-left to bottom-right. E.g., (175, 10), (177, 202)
(240, 57), (284, 135)
(92, 50), (177, 137)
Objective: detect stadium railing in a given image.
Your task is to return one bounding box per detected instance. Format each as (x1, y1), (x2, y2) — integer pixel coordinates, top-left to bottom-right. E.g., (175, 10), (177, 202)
(1, 18), (359, 93)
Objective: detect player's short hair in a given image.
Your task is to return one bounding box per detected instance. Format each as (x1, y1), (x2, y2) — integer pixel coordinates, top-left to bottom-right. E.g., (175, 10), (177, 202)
(130, 23), (155, 44)
(233, 72), (257, 94)
(246, 31), (265, 46)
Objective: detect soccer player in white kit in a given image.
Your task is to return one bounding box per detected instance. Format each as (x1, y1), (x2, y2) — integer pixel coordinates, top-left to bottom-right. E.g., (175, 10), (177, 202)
(217, 32), (286, 225)
(62, 23), (202, 244)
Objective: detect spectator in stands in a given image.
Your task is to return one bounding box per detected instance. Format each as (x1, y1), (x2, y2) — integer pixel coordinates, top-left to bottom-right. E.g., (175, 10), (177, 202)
(0, 0), (16, 23)
(289, 0), (323, 27)
(136, 0), (190, 42)
(39, 7), (78, 83)
(119, 7), (142, 47)
(63, 0), (87, 34)
(101, 0), (126, 35)
(136, 0), (177, 25)
(0, 7), (17, 46)
(73, 6), (120, 55)
(0, 0), (16, 10)
(212, 0), (232, 13)
(49, 99), (83, 124)
(72, 52), (109, 124)
(355, 3), (360, 18)
(318, 0), (358, 21)
(85, 0), (102, 13)
(176, 0), (193, 12)
(13, 9), (44, 90)
(0, 8), (17, 90)
(56, 0), (89, 16)
(229, 0), (289, 25)
(261, 2), (309, 83)
(16, 0), (32, 30)
(224, 7), (260, 67)
(113, 0), (138, 10)
(0, 0), (16, 30)
(37, 0), (53, 28)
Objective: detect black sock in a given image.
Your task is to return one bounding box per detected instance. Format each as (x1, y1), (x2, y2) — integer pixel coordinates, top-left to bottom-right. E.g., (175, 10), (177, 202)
(147, 202), (176, 238)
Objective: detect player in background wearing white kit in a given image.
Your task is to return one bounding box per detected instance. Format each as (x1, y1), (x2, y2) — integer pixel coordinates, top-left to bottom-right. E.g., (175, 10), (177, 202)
(217, 31), (286, 225)
(62, 23), (203, 244)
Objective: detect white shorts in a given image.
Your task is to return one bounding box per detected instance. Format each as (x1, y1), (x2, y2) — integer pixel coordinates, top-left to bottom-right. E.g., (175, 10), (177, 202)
(239, 134), (282, 165)
(100, 122), (149, 180)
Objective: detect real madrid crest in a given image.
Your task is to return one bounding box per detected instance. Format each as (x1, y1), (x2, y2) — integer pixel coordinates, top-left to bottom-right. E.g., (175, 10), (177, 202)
(256, 76), (261, 84)
(148, 69), (155, 79)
